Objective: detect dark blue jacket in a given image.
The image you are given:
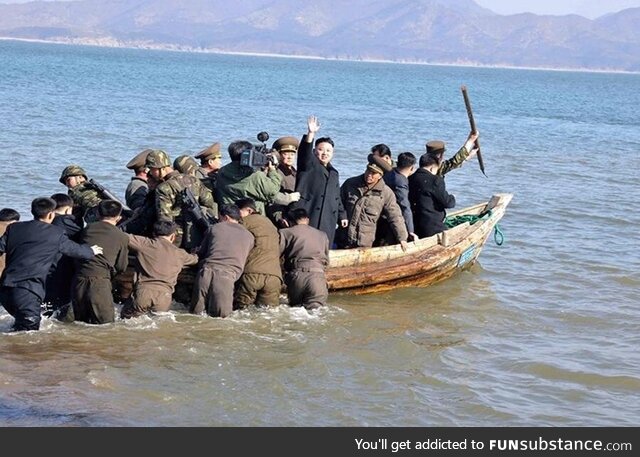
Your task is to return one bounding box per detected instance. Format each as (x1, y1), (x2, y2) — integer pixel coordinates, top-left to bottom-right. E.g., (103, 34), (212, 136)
(0, 220), (94, 300)
(383, 168), (414, 234)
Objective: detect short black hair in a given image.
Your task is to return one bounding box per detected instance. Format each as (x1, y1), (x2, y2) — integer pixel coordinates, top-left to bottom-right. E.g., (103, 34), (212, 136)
(228, 140), (253, 162)
(219, 204), (241, 221)
(371, 143), (391, 158)
(31, 197), (56, 219)
(50, 193), (74, 209)
(153, 220), (177, 237)
(0, 208), (20, 222)
(419, 153), (440, 168)
(396, 152), (416, 169)
(235, 198), (257, 212)
(315, 137), (334, 148)
(98, 200), (123, 219)
(289, 207), (309, 223)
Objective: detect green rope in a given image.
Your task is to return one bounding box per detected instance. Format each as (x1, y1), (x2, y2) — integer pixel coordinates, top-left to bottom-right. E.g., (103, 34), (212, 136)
(444, 209), (505, 246)
(493, 223), (504, 246)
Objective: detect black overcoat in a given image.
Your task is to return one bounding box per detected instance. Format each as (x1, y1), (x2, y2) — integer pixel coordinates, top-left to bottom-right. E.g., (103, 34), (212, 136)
(408, 168), (456, 238)
(293, 135), (346, 247)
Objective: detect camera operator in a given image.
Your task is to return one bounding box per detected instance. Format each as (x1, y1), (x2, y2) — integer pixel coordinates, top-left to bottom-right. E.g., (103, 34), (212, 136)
(216, 140), (283, 216)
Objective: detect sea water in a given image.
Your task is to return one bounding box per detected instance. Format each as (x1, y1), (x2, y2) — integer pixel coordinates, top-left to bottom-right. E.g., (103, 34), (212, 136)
(0, 40), (639, 426)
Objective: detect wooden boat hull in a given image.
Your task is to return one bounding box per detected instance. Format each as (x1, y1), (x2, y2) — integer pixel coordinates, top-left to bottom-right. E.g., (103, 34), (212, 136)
(113, 193), (512, 301)
(325, 193), (511, 293)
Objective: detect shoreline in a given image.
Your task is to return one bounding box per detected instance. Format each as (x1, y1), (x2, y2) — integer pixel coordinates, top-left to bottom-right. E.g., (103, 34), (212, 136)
(1, 36), (637, 75)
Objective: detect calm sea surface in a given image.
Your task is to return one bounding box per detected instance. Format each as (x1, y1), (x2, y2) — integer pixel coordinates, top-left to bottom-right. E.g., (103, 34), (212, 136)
(0, 40), (639, 426)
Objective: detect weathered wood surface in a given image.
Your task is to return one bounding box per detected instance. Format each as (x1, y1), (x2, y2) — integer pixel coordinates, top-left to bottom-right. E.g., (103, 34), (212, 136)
(113, 193), (512, 300)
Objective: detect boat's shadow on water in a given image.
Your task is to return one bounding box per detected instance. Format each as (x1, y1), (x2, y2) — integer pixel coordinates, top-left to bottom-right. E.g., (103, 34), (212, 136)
(325, 262), (500, 349)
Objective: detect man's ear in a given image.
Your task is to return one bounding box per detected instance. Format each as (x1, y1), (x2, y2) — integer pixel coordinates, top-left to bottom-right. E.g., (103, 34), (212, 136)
(168, 232), (176, 242)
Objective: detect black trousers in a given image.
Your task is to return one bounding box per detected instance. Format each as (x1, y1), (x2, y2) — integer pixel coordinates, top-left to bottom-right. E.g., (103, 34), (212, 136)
(72, 276), (115, 324)
(0, 286), (42, 331)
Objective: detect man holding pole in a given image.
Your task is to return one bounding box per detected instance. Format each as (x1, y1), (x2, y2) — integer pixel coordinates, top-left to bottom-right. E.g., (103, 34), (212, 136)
(426, 131), (479, 177)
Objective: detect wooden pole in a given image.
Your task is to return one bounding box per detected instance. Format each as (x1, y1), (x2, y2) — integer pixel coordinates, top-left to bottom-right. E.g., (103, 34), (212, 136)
(461, 85), (487, 177)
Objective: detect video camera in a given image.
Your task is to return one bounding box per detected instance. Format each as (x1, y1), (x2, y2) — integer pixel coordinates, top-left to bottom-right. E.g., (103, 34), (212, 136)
(240, 131), (279, 170)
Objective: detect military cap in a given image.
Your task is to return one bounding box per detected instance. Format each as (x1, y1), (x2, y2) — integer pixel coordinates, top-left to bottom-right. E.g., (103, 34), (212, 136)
(367, 154), (392, 174)
(59, 165), (88, 184)
(126, 148), (153, 170)
(426, 140), (446, 155)
(195, 143), (222, 161)
(272, 136), (299, 154)
(173, 154), (199, 175)
(145, 149), (171, 169)
(366, 155), (388, 175)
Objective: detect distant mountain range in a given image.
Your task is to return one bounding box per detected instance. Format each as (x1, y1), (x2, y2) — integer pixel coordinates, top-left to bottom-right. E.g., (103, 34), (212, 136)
(1, 0), (639, 71)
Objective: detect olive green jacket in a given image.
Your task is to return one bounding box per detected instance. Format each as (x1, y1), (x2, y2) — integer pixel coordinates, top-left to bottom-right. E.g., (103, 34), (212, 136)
(216, 162), (282, 216)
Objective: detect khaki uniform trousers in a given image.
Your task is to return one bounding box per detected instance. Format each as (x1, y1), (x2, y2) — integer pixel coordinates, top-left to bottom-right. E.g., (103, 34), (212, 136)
(235, 273), (282, 308)
(285, 270), (328, 310)
(121, 284), (173, 318)
(191, 266), (236, 318)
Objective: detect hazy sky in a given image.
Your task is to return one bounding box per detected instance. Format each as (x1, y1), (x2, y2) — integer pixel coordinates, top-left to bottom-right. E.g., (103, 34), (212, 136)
(0, 0), (639, 19)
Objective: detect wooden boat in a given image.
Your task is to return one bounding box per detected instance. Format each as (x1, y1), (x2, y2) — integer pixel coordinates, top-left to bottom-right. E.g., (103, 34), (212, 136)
(324, 192), (512, 293)
(114, 193), (512, 302)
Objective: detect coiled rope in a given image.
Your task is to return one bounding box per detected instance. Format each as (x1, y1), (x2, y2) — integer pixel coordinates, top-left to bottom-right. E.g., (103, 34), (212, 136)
(444, 209), (504, 246)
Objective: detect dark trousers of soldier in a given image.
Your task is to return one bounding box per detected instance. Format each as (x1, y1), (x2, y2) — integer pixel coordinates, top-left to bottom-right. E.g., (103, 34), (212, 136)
(234, 273), (282, 309)
(191, 266), (236, 318)
(72, 276), (115, 324)
(121, 284), (173, 318)
(284, 270), (328, 310)
(0, 286), (42, 331)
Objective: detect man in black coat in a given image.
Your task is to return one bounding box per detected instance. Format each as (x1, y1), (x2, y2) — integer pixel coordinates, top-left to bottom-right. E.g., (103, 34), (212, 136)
(293, 115), (347, 247)
(409, 143), (457, 239)
(0, 197), (101, 331)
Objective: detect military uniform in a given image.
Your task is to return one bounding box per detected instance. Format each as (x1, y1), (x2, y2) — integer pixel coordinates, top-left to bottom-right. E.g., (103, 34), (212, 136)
(125, 149), (151, 210)
(279, 224), (330, 309)
(155, 171), (217, 249)
(173, 155), (199, 176)
(266, 136), (299, 226)
(272, 136), (299, 192)
(146, 150), (217, 252)
(120, 234), (198, 318)
(235, 213), (282, 308)
(120, 186), (157, 236)
(73, 220), (129, 324)
(195, 143), (222, 192)
(60, 165), (102, 225)
(426, 140), (471, 176)
(191, 222), (254, 318)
